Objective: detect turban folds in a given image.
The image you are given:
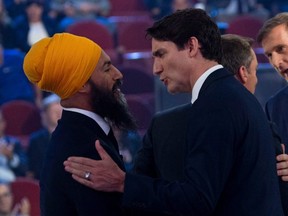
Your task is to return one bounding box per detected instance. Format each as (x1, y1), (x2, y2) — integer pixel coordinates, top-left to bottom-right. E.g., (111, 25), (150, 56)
(23, 33), (102, 99)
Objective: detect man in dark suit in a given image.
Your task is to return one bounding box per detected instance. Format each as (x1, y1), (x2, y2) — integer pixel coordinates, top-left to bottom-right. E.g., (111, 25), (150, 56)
(64, 9), (284, 215)
(257, 13), (288, 183)
(23, 33), (136, 215)
(221, 33), (288, 216)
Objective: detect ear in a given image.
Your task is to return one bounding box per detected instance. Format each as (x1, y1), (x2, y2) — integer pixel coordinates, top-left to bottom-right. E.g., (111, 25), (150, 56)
(187, 37), (200, 57)
(236, 66), (248, 85)
(78, 82), (90, 94)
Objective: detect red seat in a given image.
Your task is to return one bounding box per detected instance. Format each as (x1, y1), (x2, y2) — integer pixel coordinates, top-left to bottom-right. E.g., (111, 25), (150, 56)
(117, 20), (153, 53)
(66, 20), (118, 63)
(109, 0), (146, 16)
(1, 100), (42, 136)
(11, 177), (40, 216)
(66, 20), (114, 49)
(1, 100), (42, 149)
(226, 15), (267, 63)
(226, 15), (264, 45)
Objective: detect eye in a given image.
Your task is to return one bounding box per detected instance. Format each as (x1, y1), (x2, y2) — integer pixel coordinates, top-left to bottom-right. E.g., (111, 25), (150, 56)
(265, 53), (272, 59)
(104, 67), (111, 72)
(276, 45), (286, 53)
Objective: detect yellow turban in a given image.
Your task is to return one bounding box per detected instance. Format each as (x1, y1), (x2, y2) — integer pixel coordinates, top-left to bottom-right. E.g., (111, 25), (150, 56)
(23, 33), (102, 99)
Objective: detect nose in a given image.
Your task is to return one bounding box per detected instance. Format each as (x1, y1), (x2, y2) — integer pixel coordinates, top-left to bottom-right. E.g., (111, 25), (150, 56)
(153, 59), (162, 76)
(113, 66), (123, 80)
(271, 53), (284, 72)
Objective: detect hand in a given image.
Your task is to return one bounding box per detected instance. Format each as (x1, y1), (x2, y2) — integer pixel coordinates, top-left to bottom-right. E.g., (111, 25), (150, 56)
(19, 197), (31, 215)
(64, 140), (126, 192)
(0, 143), (14, 159)
(11, 197), (30, 216)
(276, 144), (288, 181)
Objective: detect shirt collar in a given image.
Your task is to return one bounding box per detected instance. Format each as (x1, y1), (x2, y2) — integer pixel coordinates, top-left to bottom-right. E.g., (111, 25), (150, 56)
(191, 64), (223, 104)
(62, 107), (110, 135)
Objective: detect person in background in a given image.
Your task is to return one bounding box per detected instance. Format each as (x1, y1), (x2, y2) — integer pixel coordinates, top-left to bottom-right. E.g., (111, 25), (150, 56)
(171, 0), (193, 12)
(221, 33), (288, 216)
(257, 12), (288, 181)
(142, 0), (172, 20)
(0, 45), (35, 106)
(64, 8), (284, 215)
(0, 183), (30, 216)
(0, 0), (16, 49)
(26, 94), (62, 180)
(0, 110), (28, 183)
(23, 32), (136, 215)
(113, 126), (142, 171)
(51, 0), (114, 33)
(12, 0), (58, 53)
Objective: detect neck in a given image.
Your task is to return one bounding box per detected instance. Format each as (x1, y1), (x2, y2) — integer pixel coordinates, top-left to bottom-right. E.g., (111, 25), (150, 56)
(60, 95), (93, 112)
(189, 59), (219, 90)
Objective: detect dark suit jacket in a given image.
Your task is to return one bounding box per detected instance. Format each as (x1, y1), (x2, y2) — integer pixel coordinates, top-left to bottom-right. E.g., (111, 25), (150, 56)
(40, 110), (125, 216)
(266, 86), (288, 146)
(27, 128), (50, 180)
(123, 68), (284, 216)
(266, 86), (288, 216)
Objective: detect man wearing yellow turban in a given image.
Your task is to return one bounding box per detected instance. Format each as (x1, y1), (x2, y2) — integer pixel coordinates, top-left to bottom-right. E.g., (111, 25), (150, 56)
(23, 33), (136, 215)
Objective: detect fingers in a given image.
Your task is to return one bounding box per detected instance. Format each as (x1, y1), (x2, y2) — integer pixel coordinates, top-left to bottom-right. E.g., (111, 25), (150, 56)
(276, 153), (288, 162)
(66, 156), (96, 166)
(95, 140), (110, 160)
(282, 175), (288, 182)
(277, 157), (288, 180)
(64, 162), (87, 179)
(71, 173), (95, 189)
(281, 144), (286, 154)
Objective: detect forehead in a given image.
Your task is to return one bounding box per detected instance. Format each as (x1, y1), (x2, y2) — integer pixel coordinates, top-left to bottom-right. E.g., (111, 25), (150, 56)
(97, 50), (110, 65)
(93, 50), (110, 71)
(262, 24), (288, 48)
(267, 24), (288, 39)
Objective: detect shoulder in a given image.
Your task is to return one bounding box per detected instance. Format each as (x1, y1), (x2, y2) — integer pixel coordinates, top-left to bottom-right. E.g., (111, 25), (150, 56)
(154, 103), (192, 119)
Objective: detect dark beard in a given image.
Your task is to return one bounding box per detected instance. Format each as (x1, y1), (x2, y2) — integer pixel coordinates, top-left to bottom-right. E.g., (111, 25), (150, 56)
(89, 80), (137, 131)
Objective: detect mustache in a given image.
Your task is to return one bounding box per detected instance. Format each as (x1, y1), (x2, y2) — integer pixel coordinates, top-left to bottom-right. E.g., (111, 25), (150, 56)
(112, 79), (123, 91)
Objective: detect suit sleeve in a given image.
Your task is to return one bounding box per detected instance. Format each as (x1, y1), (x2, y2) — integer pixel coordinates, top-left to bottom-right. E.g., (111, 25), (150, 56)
(132, 118), (158, 177)
(122, 105), (236, 215)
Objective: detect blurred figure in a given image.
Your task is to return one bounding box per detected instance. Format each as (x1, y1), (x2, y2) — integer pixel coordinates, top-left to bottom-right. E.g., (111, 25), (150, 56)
(12, 0), (58, 53)
(0, 0), (16, 49)
(113, 127), (142, 171)
(0, 45), (35, 106)
(3, 0), (26, 19)
(0, 183), (30, 216)
(171, 0), (193, 12)
(0, 110), (28, 183)
(26, 94), (62, 180)
(143, 0), (172, 20)
(51, 0), (114, 33)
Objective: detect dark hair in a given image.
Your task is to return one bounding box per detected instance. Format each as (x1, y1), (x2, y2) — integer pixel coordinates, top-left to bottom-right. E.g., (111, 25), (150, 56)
(146, 8), (222, 63)
(25, 0), (44, 7)
(221, 34), (254, 75)
(257, 12), (288, 44)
